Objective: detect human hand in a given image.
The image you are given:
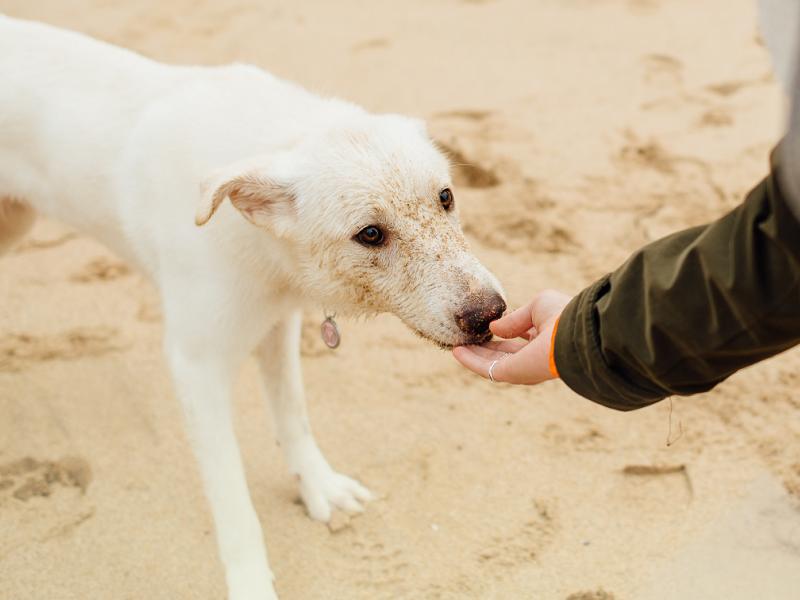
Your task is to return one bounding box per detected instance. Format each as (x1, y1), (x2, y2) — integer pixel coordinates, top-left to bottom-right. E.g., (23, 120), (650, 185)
(452, 289), (572, 384)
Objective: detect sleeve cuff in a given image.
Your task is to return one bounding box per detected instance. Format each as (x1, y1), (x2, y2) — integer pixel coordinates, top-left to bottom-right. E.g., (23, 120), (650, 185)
(554, 276), (667, 411)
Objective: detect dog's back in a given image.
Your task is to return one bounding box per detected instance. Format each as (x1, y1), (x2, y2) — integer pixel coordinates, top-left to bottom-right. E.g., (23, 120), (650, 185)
(0, 15), (357, 271)
(0, 16), (178, 246)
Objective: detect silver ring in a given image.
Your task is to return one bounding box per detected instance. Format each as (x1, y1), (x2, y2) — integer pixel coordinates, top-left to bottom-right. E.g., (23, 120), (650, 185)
(488, 359), (499, 383)
(488, 353), (509, 383)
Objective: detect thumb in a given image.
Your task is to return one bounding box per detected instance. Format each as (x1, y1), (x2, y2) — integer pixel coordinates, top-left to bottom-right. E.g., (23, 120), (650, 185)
(490, 302), (534, 339)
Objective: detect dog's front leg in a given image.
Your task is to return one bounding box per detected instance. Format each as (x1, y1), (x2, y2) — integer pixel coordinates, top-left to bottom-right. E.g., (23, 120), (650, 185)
(257, 311), (372, 522)
(166, 344), (277, 600)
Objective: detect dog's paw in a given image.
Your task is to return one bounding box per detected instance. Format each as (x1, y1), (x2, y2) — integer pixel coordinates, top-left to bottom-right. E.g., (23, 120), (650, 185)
(226, 560), (277, 600)
(298, 468), (372, 523)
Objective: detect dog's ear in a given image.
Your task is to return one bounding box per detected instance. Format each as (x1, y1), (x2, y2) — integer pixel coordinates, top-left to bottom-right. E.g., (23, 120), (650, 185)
(196, 157), (295, 228)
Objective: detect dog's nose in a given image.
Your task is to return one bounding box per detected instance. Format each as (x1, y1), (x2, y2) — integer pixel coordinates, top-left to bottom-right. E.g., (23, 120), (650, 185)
(454, 292), (506, 336)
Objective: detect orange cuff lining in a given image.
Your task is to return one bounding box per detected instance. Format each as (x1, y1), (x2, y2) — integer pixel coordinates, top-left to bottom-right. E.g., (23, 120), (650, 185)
(548, 316), (561, 378)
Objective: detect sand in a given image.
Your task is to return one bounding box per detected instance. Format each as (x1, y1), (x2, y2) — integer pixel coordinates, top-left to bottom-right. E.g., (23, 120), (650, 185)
(1, 1), (799, 598)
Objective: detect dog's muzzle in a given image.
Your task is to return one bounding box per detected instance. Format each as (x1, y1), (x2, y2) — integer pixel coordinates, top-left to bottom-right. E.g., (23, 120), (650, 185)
(454, 291), (506, 337)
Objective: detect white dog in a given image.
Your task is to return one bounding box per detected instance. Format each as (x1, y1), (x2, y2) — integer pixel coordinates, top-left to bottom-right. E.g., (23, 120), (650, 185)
(0, 15), (505, 599)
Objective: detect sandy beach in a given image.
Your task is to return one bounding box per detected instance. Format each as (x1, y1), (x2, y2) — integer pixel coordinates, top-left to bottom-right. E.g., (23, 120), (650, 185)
(1, 1), (799, 598)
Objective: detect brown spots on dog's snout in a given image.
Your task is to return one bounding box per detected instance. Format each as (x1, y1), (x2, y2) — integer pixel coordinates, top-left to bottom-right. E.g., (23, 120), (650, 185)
(454, 291), (506, 338)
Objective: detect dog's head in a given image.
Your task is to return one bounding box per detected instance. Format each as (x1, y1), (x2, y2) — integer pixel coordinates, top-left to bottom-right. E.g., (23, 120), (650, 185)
(196, 112), (505, 347)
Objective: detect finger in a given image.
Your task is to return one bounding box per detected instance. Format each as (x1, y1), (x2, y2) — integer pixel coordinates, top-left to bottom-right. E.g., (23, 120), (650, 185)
(489, 336), (552, 385)
(489, 302), (534, 339)
(481, 339), (528, 353)
(451, 346), (496, 380)
(465, 344), (512, 361)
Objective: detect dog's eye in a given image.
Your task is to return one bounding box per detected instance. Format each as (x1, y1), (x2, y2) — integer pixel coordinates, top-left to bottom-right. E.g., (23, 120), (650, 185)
(439, 188), (454, 211)
(355, 225), (385, 247)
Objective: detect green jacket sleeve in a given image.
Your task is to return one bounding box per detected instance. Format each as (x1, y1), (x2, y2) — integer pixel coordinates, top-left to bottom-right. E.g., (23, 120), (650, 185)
(553, 149), (800, 411)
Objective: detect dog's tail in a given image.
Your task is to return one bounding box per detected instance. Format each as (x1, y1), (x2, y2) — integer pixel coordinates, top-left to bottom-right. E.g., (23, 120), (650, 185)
(0, 197), (36, 255)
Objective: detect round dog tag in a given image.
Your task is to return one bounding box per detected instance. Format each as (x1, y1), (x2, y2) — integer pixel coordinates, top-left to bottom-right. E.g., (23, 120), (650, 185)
(321, 316), (340, 349)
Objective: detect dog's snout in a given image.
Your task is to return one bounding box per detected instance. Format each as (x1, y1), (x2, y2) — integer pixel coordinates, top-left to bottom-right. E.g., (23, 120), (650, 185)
(454, 292), (506, 336)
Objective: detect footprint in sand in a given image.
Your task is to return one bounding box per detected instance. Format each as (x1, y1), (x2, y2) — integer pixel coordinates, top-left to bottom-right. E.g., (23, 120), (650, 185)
(477, 498), (557, 571)
(784, 463), (800, 498)
(13, 232), (79, 254)
(566, 589), (617, 600)
(464, 215), (576, 254)
(435, 139), (501, 189)
(351, 38), (390, 52)
(434, 109), (493, 122)
(618, 139), (677, 174)
(432, 124), (578, 255)
(461, 185), (577, 255)
(69, 257), (131, 283)
(0, 326), (125, 372)
(705, 75), (772, 98)
(0, 456), (92, 501)
(642, 53), (683, 88)
(351, 540), (411, 592)
(542, 419), (610, 452)
(0, 456), (95, 560)
(698, 107), (734, 128)
(617, 133), (725, 198)
(627, 0), (660, 14)
(615, 133), (729, 241)
(324, 528), (413, 600)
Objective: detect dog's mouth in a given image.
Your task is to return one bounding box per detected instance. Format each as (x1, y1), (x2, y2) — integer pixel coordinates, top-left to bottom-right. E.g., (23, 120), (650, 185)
(411, 328), (493, 350)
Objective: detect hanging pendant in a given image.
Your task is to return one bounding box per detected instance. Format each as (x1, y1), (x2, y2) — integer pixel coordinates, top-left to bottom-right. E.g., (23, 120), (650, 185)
(320, 315), (341, 349)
